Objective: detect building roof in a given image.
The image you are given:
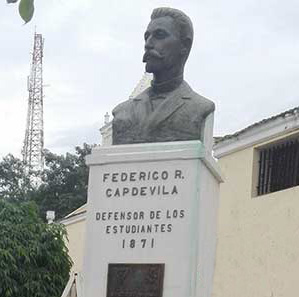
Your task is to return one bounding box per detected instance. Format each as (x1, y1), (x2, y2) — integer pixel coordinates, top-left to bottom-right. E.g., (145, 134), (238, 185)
(215, 107), (299, 145)
(214, 106), (299, 158)
(59, 204), (87, 225)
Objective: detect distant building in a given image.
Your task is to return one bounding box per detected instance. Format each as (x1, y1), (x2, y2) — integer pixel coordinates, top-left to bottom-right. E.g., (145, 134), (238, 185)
(129, 72), (152, 99)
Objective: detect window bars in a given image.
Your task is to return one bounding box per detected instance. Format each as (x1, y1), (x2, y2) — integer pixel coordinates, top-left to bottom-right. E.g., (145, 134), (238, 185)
(257, 139), (299, 195)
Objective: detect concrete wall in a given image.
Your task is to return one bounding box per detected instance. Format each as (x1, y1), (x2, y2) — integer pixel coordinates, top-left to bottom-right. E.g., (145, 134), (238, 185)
(212, 132), (299, 297)
(64, 217), (86, 273)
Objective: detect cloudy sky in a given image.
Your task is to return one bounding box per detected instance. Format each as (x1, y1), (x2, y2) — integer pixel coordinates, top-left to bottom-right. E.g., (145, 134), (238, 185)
(0, 0), (298, 158)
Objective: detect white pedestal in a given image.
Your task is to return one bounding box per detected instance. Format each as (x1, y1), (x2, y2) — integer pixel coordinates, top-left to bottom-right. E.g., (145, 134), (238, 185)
(83, 140), (223, 297)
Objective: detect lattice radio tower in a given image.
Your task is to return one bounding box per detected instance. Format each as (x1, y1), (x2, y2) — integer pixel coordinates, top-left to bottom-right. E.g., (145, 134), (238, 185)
(22, 32), (44, 175)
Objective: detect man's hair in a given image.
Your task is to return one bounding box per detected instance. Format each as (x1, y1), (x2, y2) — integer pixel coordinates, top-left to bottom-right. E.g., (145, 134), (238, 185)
(151, 7), (194, 52)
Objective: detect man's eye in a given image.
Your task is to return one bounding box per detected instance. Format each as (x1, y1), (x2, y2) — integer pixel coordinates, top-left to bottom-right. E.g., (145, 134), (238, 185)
(155, 30), (167, 39)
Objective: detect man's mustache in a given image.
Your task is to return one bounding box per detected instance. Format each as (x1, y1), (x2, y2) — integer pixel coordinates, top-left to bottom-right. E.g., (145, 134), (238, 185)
(143, 50), (164, 62)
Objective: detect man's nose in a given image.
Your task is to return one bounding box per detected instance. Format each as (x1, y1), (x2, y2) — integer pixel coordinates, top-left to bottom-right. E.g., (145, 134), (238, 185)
(145, 36), (154, 50)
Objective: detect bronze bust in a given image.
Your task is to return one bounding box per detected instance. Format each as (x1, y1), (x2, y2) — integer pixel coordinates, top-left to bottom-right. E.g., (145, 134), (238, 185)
(112, 7), (215, 145)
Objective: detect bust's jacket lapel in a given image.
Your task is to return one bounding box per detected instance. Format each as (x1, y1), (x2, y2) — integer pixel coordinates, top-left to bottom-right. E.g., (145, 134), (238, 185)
(132, 89), (152, 124)
(145, 81), (192, 132)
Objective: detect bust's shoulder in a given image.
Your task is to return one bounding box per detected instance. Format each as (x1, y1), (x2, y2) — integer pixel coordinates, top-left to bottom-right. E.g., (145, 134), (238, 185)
(112, 88), (150, 116)
(112, 99), (133, 116)
(132, 87), (151, 100)
(182, 81), (215, 114)
(192, 92), (215, 113)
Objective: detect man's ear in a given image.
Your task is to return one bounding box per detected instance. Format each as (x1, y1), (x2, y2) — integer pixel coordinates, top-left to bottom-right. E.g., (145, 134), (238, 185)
(180, 38), (192, 56)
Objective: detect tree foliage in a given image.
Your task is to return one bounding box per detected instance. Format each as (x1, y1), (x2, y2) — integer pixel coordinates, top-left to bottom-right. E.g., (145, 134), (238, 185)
(0, 154), (33, 202)
(0, 200), (72, 297)
(0, 143), (93, 220)
(6, 0), (34, 23)
(33, 143), (93, 219)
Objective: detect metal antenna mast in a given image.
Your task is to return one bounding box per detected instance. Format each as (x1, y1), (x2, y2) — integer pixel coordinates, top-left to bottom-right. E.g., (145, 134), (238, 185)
(23, 32), (44, 174)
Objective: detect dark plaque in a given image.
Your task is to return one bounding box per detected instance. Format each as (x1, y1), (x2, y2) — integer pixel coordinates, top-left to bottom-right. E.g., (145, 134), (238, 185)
(107, 263), (165, 297)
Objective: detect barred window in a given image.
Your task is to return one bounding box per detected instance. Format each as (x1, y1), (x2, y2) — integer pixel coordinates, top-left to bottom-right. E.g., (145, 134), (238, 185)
(257, 138), (299, 196)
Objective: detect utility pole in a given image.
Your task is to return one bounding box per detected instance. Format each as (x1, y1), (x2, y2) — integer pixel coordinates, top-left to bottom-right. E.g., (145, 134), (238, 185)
(22, 32), (44, 177)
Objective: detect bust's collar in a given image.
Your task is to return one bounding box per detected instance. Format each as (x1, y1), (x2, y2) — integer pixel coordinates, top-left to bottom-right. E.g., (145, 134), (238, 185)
(151, 74), (184, 94)
(133, 78), (193, 102)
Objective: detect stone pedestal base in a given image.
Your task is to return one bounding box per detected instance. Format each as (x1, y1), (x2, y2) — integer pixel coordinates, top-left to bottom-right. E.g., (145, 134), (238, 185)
(83, 141), (222, 297)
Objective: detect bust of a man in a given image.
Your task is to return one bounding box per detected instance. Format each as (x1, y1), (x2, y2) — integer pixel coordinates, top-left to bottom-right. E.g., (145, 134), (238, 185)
(112, 7), (215, 145)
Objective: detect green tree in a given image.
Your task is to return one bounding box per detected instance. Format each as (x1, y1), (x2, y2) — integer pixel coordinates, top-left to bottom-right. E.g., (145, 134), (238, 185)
(0, 143), (93, 220)
(0, 154), (33, 202)
(0, 200), (72, 297)
(33, 143), (93, 219)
